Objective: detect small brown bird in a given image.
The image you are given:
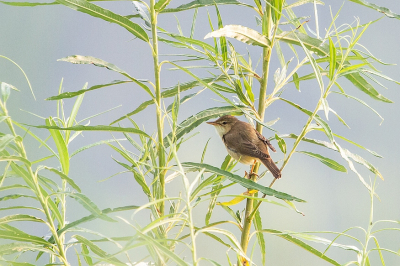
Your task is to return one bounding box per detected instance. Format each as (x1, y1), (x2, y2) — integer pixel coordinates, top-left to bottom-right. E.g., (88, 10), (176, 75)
(207, 115), (281, 179)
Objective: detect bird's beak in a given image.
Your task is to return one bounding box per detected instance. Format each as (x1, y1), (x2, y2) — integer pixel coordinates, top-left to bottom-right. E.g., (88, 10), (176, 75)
(206, 121), (218, 125)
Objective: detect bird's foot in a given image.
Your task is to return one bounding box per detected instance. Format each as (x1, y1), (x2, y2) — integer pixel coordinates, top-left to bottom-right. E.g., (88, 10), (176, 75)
(244, 171), (259, 179)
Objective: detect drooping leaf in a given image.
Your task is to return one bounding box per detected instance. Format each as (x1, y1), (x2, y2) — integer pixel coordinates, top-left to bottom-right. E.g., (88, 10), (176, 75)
(261, 229), (341, 265)
(46, 117), (70, 174)
(182, 162), (305, 202)
(162, 0), (252, 13)
(54, 0), (149, 42)
(348, 0), (400, 19)
(0, 229), (51, 247)
(328, 37), (336, 80)
(72, 235), (126, 266)
(68, 193), (116, 222)
(205, 25), (271, 47)
(43, 167), (81, 192)
(46, 80), (132, 100)
(297, 151), (347, 172)
(26, 124), (151, 139)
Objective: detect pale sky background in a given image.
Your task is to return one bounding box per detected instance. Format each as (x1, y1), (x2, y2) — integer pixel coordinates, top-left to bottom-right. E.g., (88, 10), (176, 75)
(1, 0), (400, 265)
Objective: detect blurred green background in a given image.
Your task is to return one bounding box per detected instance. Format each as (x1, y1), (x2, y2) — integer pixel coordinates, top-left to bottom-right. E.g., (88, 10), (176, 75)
(0, 0), (399, 265)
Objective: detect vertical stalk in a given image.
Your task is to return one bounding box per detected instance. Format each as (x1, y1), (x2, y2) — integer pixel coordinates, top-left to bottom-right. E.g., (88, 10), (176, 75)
(240, 1), (272, 262)
(150, 0), (166, 217)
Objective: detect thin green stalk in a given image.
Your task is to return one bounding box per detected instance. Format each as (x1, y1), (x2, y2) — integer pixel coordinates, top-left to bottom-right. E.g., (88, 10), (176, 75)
(240, 1), (273, 261)
(150, 0), (166, 217)
(1, 102), (69, 265)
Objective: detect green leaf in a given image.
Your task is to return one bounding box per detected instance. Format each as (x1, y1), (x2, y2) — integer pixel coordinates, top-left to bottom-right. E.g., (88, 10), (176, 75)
(164, 106), (243, 148)
(46, 80), (132, 100)
(81, 244), (93, 265)
(0, 214), (46, 225)
(0, 229), (51, 246)
(348, 0), (400, 19)
(297, 151), (347, 172)
(295, 33), (324, 93)
(167, 33), (216, 52)
(162, 0), (252, 13)
(46, 117), (70, 174)
(254, 209), (266, 266)
(27, 124), (151, 139)
(69, 193), (116, 222)
(73, 235), (126, 266)
(54, 0), (149, 42)
(205, 25), (271, 47)
(292, 72), (300, 91)
(275, 134), (286, 154)
(182, 162), (305, 202)
(0, 242), (52, 256)
(344, 71), (392, 103)
(261, 229), (341, 265)
(215, 4), (228, 67)
(272, 0), (283, 23)
(285, 0), (324, 9)
(43, 167), (81, 192)
(0, 156), (31, 167)
(277, 31), (329, 56)
(155, 0), (172, 12)
(328, 37), (336, 80)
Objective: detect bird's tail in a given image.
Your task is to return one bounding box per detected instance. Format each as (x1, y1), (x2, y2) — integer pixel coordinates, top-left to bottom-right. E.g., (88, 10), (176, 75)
(261, 158), (282, 179)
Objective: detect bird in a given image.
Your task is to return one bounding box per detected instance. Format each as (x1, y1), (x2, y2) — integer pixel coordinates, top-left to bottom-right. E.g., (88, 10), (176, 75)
(207, 115), (281, 179)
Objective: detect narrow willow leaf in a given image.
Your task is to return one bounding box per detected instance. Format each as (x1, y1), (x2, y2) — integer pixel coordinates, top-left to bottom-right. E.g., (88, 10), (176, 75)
(348, 0), (400, 19)
(27, 124), (151, 139)
(132, 1), (150, 27)
(254, 210), (266, 266)
(71, 139), (125, 157)
(46, 117), (70, 174)
(329, 108), (349, 128)
(271, 0), (283, 23)
(293, 72), (300, 91)
(338, 63), (369, 76)
(261, 229), (341, 265)
(43, 167), (81, 192)
(182, 162), (305, 202)
(328, 37), (336, 80)
(321, 98), (329, 120)
(81, 244), (93, 265)
(168, 33), (216, 52)
(0, 243), (52, 256)
(297, 151), (347, 172)
(58, 55), (154, 97)
(275, 134), (286, 154)
(215, 4), (228, 67)
(164, 106), (243, 148)
(277, 31), (329, 56)
(344, 71), (392, 103)
(0, 156), (31, 167)
(205, 25), (271, 47)
(154, 0), (172, 12)
(0, 229), (51, 246)
(46, 80), (132, 100)
(331, 91), (383, 123)
(73, 235), (126, 266)
(55, 0), (149, 42)
(285, 0), (324, 9)
(162, 0), (252, 13)
(296, 34), (324, 93)
(69, 193), (116, 222)
(279, 98), (334, 142)
(0, 82), (12, 103)
(282, 134), (383, 179)
(0, 214), (46, 225)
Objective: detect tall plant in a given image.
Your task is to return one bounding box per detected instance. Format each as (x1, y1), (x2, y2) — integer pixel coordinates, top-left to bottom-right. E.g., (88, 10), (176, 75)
(1, 0), (400, 265)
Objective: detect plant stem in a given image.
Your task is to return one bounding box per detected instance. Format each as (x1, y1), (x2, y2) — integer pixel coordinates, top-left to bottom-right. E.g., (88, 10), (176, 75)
(150, 0), (166, 217)
(239, 2), (273, 262)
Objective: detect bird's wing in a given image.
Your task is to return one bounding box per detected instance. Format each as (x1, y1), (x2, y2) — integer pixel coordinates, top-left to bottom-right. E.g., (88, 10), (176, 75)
(224, 132), (270, 160)
(255, 129), (276, 152)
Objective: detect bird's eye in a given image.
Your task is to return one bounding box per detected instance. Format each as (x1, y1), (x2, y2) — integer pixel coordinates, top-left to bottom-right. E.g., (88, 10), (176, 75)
(222, 121), (227, 125)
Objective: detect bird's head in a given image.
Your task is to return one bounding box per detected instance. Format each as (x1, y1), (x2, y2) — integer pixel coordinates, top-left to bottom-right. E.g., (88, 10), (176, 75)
(206, 115), (239, 137)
